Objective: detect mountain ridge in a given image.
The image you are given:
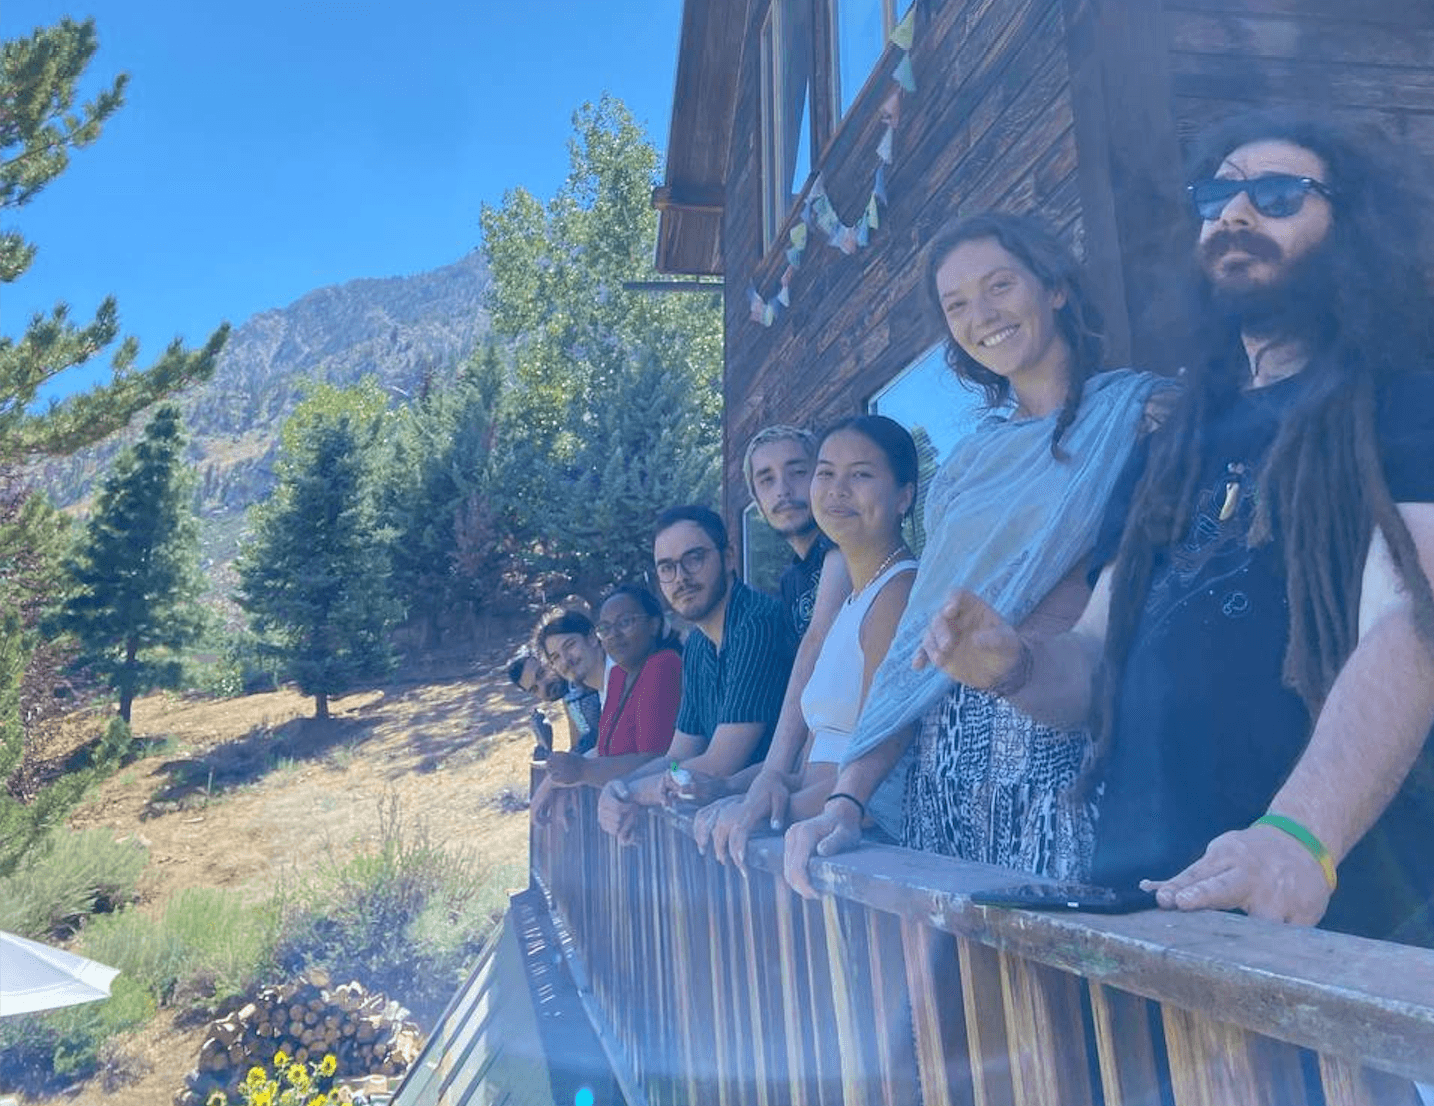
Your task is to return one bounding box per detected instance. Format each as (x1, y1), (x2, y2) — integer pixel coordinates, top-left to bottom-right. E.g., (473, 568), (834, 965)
(36, 249), (492, 520)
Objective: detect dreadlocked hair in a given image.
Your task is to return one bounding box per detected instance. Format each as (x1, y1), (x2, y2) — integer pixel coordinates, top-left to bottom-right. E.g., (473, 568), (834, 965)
(1090, 109), (1434, 785)
(923, 211), (1107, 458)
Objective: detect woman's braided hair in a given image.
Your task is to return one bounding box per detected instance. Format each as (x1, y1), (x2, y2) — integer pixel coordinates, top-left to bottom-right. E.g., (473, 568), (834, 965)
(1092, 109), (1434, 775)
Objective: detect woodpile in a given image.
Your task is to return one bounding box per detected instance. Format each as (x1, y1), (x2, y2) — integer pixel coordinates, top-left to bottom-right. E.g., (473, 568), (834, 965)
(175, 971), (423, 1106)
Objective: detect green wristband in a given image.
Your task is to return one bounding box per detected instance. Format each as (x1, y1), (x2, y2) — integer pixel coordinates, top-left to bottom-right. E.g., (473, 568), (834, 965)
(1254, 814), (1337, 891)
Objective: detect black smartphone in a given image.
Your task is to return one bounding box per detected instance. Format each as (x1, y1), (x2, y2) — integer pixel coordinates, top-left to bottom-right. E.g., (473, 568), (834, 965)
(970, 882), (1158, 914)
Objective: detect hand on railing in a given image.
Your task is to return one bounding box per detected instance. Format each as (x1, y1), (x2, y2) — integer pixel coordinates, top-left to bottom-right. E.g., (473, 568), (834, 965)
(1140, 822), (1335, 925)
(659, 766), (731, 810)
(545, 751), (587, 786)
(598, 778), (644, 844)
(696, 771), (794, 872)
(783, 798), (863, 899)
(531, 775), (578, 828)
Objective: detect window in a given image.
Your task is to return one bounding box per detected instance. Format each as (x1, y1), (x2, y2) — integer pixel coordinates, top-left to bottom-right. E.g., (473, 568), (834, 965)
(742, 500), (797, 592)
(867, 343), (985, 554)
(830, 0), (913, 119)
(760, 0), (815, 249)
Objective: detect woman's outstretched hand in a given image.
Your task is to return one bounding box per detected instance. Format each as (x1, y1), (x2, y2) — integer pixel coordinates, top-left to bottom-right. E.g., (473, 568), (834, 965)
(913, 589), (1023, 690)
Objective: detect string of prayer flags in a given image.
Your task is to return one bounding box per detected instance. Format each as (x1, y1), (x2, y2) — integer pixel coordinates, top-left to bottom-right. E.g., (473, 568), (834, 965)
(747, 8), (919, 328)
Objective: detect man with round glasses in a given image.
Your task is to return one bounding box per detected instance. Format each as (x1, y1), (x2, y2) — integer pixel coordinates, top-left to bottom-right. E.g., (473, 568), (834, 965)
(597, 504), (795, 842)
(917, 109), (1434, 944)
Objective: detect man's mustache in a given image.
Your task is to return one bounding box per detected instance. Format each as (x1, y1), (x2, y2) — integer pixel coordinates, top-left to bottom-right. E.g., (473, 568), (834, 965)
(1200, 229), (1282, 267)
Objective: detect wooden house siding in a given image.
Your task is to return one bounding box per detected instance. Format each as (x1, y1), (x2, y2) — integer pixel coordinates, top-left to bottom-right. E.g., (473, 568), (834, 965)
(668, 0), (1434, 536)
(721, 0), (1089, 527)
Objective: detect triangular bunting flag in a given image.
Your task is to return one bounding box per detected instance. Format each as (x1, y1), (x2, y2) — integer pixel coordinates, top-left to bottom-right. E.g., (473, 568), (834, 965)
(866, 192), (880, 230)
(893, 54), (916, 93)
(877, 126), (894, 164)
(890, 7), (915, 51)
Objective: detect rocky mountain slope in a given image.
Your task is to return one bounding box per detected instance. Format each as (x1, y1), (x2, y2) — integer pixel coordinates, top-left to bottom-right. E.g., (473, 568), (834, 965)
(36, 250), (492, 527)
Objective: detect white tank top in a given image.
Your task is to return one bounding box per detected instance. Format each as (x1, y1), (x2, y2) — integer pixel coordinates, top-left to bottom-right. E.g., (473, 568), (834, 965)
(801, 558), (917, 765)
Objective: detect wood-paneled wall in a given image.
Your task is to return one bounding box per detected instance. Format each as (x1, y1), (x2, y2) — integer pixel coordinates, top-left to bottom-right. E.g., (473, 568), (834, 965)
(715, 0), (1434, 535)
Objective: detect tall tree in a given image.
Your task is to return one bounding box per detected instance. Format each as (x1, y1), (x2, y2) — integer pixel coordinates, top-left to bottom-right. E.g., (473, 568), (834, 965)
(50, 404), (206, 723)
(237, 384), (399, 719)
(1, 18), (227, 862)
(1, 17), (229, 462)
(480, 95), (722, 591)
(380, 344), (504, 646)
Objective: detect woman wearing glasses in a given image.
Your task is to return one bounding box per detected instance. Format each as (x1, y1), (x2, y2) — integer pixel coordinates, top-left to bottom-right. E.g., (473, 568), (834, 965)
(533, 585), (683, 821)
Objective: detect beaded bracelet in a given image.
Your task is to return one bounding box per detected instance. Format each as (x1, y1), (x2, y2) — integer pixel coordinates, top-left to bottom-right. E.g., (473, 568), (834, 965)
(989, 639), (1034, 699)
(1254, 813), (1338, 891)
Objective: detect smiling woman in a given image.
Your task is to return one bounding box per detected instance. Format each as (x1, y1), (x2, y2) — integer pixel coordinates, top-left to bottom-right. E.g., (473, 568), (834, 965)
(782, 212), (1170, 895)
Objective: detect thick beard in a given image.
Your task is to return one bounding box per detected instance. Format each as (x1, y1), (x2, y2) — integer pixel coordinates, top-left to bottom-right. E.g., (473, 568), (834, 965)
(1204, 236), (1337, 345)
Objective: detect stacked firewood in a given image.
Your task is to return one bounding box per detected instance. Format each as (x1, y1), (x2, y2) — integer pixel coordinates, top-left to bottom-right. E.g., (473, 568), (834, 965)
(175, 972), (423, 1105)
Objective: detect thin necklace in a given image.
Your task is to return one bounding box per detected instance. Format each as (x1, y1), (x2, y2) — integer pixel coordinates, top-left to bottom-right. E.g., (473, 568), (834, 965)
(850, 544), (908, 599)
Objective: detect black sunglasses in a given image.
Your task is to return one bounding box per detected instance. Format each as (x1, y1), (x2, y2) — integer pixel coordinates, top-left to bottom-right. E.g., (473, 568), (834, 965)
(1186, 174), (1334, 222)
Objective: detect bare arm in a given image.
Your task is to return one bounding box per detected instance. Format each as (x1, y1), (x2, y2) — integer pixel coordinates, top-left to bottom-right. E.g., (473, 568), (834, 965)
(764, 549), (851, 775)
(700, 553), (851, 864)
(1150, 504), (1434, 923)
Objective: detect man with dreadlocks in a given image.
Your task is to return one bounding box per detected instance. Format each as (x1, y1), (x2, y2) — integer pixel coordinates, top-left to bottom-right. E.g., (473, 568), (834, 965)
(915, 109), (1434, 945)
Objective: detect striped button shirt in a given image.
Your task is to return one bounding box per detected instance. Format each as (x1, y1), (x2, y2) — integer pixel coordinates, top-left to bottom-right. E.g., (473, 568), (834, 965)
(675, 579), (794, 766)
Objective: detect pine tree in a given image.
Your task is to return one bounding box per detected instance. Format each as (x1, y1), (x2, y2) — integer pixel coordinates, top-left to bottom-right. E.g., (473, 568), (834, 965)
(380, 345), (503, 646)
(2, 18), (227, 844)
(1, 17), (229, 463)
(51, 404), (206, 722)
(237, 385), (400, 719)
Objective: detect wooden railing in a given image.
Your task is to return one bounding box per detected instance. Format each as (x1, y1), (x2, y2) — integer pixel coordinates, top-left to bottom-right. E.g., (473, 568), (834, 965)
(531, 786), (1434, 1106)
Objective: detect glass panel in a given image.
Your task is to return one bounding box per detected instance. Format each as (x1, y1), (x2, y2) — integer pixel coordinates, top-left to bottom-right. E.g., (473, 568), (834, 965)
(834, 0), (888, 118)
(867, 344), (986, 555)
(742, 500), (797, 592)
(761, 0), (815, 248)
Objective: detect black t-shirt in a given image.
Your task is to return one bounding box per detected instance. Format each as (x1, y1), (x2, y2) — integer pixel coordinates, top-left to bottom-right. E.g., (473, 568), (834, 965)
(1089, 369), (1434, 945)
(779, 533), (832, 644)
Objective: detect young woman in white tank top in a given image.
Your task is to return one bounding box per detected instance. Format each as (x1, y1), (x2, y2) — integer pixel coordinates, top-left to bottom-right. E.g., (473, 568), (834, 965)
(781, 415), (919, 826)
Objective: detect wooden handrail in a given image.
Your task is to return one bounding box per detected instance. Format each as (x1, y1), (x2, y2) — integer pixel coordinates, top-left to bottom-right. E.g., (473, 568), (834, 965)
(531, 787), (1434, 1106)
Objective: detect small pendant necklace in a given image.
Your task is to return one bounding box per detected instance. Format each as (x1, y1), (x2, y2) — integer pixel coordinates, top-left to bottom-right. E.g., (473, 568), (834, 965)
(850, 544), (908, 600)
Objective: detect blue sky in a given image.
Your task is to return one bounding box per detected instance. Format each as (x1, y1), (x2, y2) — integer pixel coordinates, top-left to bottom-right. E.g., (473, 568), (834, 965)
(2, 1), (683, 399)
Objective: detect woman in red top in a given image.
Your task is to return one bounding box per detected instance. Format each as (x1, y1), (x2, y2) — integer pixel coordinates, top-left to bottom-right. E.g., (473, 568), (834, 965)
(594, 584), (683, 759)
(532, 585), (682, 823)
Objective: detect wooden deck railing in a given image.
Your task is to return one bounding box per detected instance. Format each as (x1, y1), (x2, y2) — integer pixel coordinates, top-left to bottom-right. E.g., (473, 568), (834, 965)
(530, 785), (1434, 1106)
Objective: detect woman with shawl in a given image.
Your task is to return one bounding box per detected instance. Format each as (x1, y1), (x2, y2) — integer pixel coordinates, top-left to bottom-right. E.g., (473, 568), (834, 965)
(784, 212), (1170, 896)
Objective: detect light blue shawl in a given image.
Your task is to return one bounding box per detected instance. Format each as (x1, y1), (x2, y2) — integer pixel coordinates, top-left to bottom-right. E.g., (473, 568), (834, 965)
(844, 369), (1163, 829)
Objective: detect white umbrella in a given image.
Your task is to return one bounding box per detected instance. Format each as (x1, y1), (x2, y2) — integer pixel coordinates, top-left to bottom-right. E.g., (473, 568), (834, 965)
(0, 931), (120, 1017)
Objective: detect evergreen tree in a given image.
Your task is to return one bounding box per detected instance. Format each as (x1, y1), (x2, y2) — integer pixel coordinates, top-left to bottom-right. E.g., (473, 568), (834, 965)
(480, 95), (722, 590)
(1, 17), (229, 462)
(51, 404), (206, 722)
(237, 384), (399, 719)
(380, 344), (504, 646)
(1, 18), (227, 852)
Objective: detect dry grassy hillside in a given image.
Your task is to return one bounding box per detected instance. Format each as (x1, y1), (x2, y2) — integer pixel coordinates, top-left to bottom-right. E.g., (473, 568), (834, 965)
(11, 643), (539, 1106)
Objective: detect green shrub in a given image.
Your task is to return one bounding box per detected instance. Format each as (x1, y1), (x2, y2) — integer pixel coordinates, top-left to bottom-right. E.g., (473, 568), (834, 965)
(0, 827), (147, 939)
(80, 887), (278, 1009)
(0, 974), (155, 1090)
(271, 794), (500, 1025)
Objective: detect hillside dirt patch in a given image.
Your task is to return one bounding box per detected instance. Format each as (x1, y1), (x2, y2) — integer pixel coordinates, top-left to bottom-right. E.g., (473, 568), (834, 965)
(14, 640), (548, 1106)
